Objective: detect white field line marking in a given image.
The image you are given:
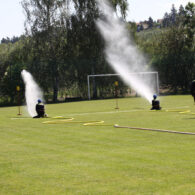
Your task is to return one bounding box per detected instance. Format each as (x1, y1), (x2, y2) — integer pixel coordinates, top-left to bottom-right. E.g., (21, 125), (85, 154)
(67, 109), (145, 116)
(68, 106), (190, 117)
(11, 118), (32, 120)
(10, 106), (190, 119)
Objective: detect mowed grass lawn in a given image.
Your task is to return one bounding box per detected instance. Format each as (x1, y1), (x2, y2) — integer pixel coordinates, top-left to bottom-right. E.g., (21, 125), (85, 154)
(0, 95), (195, 194)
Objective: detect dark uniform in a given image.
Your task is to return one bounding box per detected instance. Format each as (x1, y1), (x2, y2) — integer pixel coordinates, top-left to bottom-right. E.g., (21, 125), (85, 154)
(33, 100), (46, 118)
(151, 95), (161, 110)
(191, 80), (195, 103)
(151, 100), (161, 110)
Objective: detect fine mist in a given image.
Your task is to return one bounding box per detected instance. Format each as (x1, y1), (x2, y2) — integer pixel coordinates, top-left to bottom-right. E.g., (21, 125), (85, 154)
(96, 0), (155, 103)
(21, 70), (44, 117)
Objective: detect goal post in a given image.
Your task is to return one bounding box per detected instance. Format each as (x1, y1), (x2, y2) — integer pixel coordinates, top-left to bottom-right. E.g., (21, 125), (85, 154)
(87, 72), (159, 100)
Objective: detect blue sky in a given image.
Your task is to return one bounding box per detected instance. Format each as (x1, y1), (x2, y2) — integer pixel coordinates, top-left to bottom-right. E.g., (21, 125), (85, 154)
(127, 0), (192, 21)
(0, 0), (24, 40)
(0, 0), (193, 40)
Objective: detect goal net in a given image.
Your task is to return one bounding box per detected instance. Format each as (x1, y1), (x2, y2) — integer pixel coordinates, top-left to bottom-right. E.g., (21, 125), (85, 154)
(87, 72), (159, 100)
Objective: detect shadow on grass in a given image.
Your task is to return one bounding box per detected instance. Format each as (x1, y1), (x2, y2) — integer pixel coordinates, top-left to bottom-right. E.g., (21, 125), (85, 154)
(183, 117), (195, 120)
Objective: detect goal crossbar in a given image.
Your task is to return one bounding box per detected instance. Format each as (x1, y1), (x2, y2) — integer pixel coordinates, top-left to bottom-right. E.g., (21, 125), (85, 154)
(87, 72), (159, 100)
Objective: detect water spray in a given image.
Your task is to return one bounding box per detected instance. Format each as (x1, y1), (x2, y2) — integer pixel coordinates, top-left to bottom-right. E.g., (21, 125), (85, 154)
(96, 0), (155, 103)
(21, 70), (44, 117)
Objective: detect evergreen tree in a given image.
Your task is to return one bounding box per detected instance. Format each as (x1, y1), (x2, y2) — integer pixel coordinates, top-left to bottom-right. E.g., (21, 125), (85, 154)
(170, 4), (177, 25)
(147, 17), (154, 28)
(162, 12), (170, 27)
(178, 5), (185, 16)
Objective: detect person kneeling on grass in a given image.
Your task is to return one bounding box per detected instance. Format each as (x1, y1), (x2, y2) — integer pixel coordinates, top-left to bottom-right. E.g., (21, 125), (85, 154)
(191, 80), (195, 104)
(33, 99), (47, 118)
(151, 94), (161, 110)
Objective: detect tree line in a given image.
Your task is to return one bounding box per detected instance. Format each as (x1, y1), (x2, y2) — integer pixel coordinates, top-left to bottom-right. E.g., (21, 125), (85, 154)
(137, 2), (195, 93)
(0, 0), (194, 105)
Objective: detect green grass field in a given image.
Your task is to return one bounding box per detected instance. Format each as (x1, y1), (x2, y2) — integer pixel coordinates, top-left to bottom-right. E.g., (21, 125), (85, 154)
(0, 95), (195, 194)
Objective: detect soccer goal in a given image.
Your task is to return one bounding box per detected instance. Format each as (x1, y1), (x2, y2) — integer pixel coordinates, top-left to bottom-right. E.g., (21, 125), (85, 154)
(87, 72), (159, 100)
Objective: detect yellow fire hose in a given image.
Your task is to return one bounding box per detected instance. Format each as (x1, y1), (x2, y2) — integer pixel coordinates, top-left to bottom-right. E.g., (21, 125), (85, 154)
(151, 109), (194, 114)
(42, 116), (110, 126)
(12, 109), (195, 135)
(41, 114), (195, 135)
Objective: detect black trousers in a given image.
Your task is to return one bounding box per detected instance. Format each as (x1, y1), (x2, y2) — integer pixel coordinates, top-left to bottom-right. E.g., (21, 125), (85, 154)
(33, 113), (45, 118)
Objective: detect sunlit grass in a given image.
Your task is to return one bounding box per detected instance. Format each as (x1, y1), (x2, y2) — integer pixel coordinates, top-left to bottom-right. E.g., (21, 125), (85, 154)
(0, 95), (195, 194)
